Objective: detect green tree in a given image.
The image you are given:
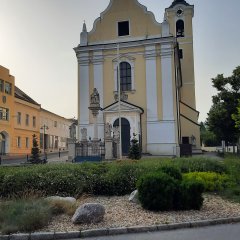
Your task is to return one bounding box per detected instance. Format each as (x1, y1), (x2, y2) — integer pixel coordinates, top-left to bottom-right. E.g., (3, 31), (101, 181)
(232, 100), (240, 130)
(207, 66), (240, 144)
(30, 134), (41, 164)
(128, 134), (141, 160)
(200, 122), (220, 147)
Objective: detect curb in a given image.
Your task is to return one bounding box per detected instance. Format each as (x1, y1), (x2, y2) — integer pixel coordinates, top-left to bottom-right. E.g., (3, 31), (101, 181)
(1, 216), (240, 240)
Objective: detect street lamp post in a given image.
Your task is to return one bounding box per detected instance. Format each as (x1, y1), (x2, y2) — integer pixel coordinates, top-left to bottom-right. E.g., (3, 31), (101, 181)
(40, 124), (49, 158)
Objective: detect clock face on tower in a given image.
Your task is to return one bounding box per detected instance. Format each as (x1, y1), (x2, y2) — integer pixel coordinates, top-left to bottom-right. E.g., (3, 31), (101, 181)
(177, 8), (184, 16)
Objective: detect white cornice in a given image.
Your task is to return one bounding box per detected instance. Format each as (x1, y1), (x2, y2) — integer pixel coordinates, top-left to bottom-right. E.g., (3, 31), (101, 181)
(74, 37), (177, 54)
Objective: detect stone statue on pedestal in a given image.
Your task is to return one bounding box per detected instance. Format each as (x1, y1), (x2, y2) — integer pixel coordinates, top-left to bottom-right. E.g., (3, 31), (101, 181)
(105, 123), (112, 138)
(81, 128), (87, 141)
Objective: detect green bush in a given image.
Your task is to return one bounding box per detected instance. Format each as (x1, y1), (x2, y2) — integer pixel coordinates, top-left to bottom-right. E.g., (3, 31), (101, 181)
(176, 179), (204, 210)
(174, 158), (226, 174)
(89, 163), (140, 196)
(158, 165), (182, 180)
(0, 199), (52, 234)
(0, 157), (229, 199)
(183, 172), (230, 192)
(224, 158), (240, 184)
(137, 172), (176, 211)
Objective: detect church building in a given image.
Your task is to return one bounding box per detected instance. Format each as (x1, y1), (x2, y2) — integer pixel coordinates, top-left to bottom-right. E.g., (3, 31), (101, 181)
(74, 0), (200, 156)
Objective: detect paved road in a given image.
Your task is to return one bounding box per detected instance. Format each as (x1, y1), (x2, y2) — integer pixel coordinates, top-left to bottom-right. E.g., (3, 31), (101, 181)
(80, 223), (240, 240)
(0, 151), (69, 165)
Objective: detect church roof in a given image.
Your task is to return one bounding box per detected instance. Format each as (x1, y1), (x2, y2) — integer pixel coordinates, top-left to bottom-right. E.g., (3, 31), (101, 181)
(15, 86), (40, 106)
(169, 0), (190, 8)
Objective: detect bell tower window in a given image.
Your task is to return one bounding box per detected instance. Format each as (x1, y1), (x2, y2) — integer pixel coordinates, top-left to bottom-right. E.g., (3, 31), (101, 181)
(176, 20), (185, 38)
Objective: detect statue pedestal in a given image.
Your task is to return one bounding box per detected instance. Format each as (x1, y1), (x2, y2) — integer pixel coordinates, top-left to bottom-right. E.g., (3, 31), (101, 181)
(105, 137), (113, 160)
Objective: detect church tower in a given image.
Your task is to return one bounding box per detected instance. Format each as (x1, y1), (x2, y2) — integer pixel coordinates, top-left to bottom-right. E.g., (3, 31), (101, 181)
(165, 0), (200, 148)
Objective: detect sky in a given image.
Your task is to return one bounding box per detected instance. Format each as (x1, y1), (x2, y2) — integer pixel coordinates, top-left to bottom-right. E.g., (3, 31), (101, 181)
(0, 0), (240, 122)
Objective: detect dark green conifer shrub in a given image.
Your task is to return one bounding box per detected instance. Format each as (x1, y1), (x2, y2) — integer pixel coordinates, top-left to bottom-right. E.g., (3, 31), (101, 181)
(30, 134), (41, 164)
(128, 134), (141, 160)
(137, 172), (176, 211)
(177, 179), (205, 210)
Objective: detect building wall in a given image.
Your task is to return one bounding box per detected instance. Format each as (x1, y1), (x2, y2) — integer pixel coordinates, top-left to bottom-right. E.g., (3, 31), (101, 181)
(12, 98), (40, 155)
(0, 65), (73, 156)
(88, 0), (162, 43)
(0, 66), (15, 154)
(40, 109), (72, 152)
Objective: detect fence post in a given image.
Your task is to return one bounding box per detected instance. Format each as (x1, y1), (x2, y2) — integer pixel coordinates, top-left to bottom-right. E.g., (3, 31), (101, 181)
(0, 156), (1, 165)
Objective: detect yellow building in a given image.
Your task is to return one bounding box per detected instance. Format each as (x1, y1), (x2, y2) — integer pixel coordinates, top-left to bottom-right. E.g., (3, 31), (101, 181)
(13, 87), (40, 155)
(0, 65), (74, 156)
(40, 108), (73, 153)
(75, 0), (200, 156)
(0, 66), (15, 155)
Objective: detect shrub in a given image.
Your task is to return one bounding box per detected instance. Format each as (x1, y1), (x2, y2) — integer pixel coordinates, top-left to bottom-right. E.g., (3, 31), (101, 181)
(128, 134), (141, 160)
(0, 199), (52, 234)
(183, 172), (230, 192)
(158, 165), (182, 180)
(175, 179), (204, 210)
(89, 163), (139, 196)
(137, 172), (176, 211)
(174, 158), (226, 174)
(224, 158), (240, 184)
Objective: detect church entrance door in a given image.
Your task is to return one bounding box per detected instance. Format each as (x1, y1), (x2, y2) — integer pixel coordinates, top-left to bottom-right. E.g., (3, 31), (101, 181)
(113, 118), (130, 156)
(0, 133), (6, 155)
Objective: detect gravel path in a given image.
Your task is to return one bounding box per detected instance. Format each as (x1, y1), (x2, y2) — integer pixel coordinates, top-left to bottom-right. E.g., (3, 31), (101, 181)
(43, 194), (240, 232)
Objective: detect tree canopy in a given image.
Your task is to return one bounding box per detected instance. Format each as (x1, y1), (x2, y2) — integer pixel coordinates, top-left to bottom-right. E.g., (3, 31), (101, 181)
(207, 66), (240, 144)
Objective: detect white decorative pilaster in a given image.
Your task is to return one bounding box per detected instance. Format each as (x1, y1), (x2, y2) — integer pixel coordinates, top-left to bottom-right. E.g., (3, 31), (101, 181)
(161, 44), (174, 120)
(93, 50), (104, 140)
(145, 45), (158, 121)
(78, 52), (90, 140)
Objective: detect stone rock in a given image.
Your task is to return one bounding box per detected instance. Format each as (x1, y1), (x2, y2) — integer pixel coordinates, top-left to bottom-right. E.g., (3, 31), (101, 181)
(72, 203), (105, 224)
(129, 190), (139, 204)
(46, 196), (77, 205)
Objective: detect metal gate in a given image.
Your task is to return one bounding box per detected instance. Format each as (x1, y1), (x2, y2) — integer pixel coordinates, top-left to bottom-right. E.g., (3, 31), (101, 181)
(74, 141), (105, 163)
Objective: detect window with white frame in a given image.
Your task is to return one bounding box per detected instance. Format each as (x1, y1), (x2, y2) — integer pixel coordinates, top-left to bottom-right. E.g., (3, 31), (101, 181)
(26, 137), (29, 148)
(0, 79), (3, 92)
(17, 112), (21, 124)
(0, 107), (9, 121)
(26, 114), (29, 126)
(33, 116), (36, 127)
(5, 82), (12, 95)
(119, 62), (132, 91)
(17, 136), (21, 148)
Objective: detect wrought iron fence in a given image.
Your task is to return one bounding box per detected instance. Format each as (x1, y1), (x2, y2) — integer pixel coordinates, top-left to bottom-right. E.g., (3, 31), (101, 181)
(75, 141), (105, 162)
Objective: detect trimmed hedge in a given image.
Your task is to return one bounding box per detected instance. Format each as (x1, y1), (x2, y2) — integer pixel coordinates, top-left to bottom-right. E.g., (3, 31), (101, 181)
(0, 157), (227, 198)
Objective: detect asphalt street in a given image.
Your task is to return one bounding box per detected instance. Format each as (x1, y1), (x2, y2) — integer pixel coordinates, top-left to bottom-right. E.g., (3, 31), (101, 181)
(0, 151), (69, 165)
(80, 223), (240, 240)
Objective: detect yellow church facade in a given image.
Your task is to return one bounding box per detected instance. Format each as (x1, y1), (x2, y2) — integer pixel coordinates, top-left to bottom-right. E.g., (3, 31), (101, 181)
(75, 0), (200, 156)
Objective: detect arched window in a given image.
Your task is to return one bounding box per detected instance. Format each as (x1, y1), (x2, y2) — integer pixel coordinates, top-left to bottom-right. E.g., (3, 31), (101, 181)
(176, 20), (184, 38)
(119, 62), (132, 91)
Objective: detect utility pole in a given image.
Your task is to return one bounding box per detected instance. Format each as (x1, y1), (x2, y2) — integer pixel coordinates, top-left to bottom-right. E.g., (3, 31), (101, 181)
(117, 43), (122, 159)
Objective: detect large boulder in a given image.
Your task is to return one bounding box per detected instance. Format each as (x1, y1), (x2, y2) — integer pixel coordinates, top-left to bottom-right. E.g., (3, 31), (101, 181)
(72, 203), (105, 224)
(129, 190), (139, 204)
